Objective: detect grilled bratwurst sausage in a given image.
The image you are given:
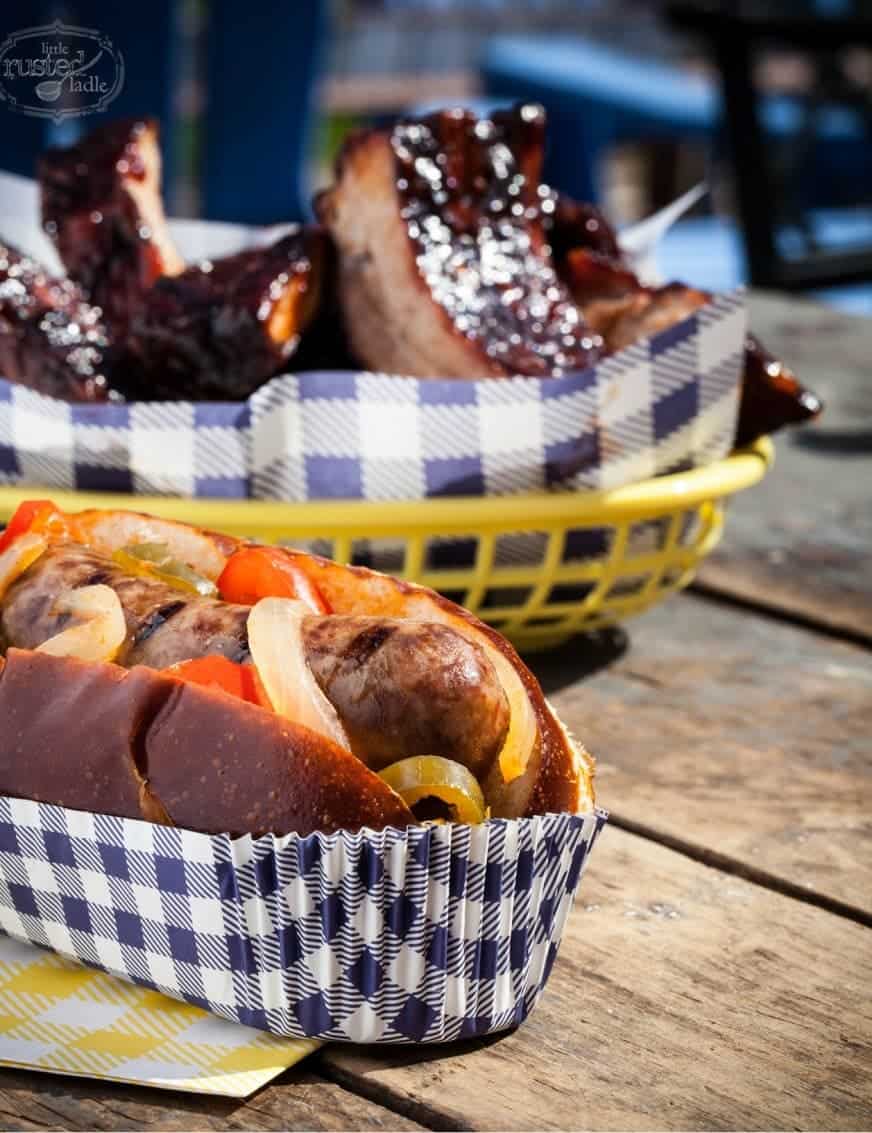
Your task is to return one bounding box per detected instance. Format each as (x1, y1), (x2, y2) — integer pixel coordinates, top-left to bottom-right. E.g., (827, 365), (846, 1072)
(302, 615), (509, 775)
(1, 543), (510, 774)
(0, 543), (250, 666)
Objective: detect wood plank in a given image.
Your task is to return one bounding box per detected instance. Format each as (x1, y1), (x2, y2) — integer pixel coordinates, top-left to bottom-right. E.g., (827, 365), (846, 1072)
(320, 828), (872, 1132)
(696, 292), (872, 642)
(533, 591), (872, 916)
(0, 1069), (424, 1132)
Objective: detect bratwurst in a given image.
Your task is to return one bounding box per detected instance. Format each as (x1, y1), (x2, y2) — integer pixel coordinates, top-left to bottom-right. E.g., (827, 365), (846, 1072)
(302, 615), (509, 775)
(0, 542), (510, 776)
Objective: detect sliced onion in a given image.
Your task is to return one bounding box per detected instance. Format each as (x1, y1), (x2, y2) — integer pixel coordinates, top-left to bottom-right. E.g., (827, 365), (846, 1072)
(37, 585), (127, 664)
(378, 756), (487, 824)
(0, 532), (48, 601)
(481, 643), (539, 783)
(247, 597), (350, 751)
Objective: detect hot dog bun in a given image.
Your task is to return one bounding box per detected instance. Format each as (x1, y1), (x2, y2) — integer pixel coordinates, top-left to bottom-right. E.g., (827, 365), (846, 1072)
(0, 648), (414, 837)
(1, 506), (595, 829)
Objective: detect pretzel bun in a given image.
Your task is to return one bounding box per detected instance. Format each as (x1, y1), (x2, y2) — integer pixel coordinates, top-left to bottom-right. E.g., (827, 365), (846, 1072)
(0, 507), (594, 833)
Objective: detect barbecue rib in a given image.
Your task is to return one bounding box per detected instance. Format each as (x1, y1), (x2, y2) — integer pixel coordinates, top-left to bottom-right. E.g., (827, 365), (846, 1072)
(111, 230), (325, 400)
(559, 246), (822, 445)
(735, 333), (823, 447)
(561, 247), (710, 351)
(316, 104), (602, 377)
(0, 241), (114, 401)
(39, 118), (184, 336)
(548, 195), (622, 264)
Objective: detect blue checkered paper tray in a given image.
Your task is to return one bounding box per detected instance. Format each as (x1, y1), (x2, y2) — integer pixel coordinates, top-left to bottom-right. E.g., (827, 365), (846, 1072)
(0, 797), (606, 1043)
(0, 172), (746, 502)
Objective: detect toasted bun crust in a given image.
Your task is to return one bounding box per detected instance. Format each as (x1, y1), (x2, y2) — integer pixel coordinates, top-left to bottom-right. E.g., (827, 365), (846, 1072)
(60, 508), (595, 820)
(0, 649), (414, 837)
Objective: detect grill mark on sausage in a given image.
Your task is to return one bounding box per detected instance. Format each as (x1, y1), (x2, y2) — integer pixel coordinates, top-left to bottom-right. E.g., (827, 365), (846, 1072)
(132, 600), (187, 648)
(180, 605), (249, 662)
(301, 615), (511, 775)
(345, 622), (396, 666)
(127, 600), (251, 669)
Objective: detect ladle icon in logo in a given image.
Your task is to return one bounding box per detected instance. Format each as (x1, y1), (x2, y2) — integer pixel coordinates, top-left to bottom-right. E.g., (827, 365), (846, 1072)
(0, 20), (124, 122)
(35, 48), (104, 103)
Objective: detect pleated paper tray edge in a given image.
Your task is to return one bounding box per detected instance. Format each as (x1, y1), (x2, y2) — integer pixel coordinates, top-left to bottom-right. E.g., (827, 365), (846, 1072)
(0, 796), (607, 1043)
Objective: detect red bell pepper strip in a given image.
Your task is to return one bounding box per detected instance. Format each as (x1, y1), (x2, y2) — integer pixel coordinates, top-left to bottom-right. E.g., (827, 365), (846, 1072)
(0, 500), (65, 556)
(163, 656), (271, 707)
(216, 546), (330, 613)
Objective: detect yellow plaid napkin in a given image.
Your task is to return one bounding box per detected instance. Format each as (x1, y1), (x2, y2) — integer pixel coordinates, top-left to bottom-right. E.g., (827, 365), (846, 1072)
(0, 935), (320, 1097)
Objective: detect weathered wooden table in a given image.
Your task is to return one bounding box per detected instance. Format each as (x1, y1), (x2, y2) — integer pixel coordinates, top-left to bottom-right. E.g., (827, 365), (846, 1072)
(1, 293), (869, 1131)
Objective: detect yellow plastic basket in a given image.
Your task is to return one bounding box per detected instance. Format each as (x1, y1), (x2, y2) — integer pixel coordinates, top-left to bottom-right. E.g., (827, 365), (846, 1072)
(0, 438), (772, 650)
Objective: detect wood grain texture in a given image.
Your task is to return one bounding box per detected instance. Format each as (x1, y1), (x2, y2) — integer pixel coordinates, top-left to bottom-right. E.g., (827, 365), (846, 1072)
(0, 1069), (424, 1132)
(696, 292), (872, 641)
(320, 828), (872, 1132)
(0, 289), (868, 1131)
(533, 592), (872, 914)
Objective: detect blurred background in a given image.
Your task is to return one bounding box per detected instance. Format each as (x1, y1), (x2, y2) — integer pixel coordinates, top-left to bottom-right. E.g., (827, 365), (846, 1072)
(2, 0), (871, 312)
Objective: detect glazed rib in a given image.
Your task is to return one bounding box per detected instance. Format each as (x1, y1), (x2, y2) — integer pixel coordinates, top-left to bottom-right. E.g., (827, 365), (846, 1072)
(547, 194), (622, 263)
(317, 104), (602, 378)
(0, 240), (114, 401)
(39, 117), (184, 336)
(111, 230), (325, 400)
(558, 246), (822, 445)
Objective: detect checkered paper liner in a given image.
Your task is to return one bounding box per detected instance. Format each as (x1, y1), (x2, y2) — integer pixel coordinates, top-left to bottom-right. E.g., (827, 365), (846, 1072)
(0, 935), (319, 1097)
(0, 172), (746, 503)
(0, 297), (745, 501)
(0, 796), (606, 1044)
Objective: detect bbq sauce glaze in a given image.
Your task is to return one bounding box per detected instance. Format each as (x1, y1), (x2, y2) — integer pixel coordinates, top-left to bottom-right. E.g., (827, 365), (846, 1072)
(112, 231), (323, 401)
(390, 104), (603, 376)
(737, 334), (822, 447)
(548, 195), (622, 265)
(0, 241), (112, 401)
(39, 117), (169, 336)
